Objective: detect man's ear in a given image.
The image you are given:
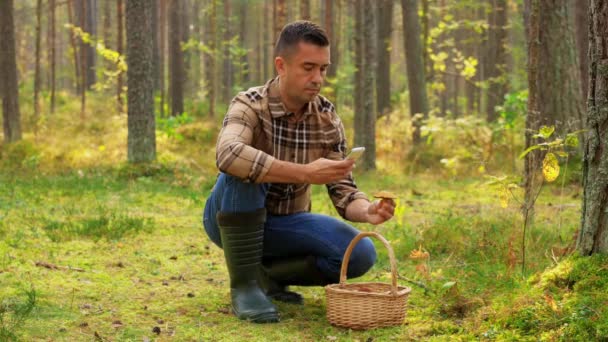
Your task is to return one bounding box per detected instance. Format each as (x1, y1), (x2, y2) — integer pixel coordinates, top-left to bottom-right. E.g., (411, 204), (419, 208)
(275, 56), (286, 76)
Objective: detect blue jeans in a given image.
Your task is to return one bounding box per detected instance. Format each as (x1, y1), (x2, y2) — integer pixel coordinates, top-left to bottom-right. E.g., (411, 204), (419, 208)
(203, 173), (377, 282)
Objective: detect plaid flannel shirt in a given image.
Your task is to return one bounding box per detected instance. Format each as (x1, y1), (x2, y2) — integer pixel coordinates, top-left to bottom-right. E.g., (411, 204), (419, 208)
(216, 77), (368, 218)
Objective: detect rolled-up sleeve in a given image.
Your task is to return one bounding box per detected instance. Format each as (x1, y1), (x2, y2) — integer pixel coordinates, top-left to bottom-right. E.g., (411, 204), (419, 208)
(325, 116), (369, 219)
(216, 98), (275, 183)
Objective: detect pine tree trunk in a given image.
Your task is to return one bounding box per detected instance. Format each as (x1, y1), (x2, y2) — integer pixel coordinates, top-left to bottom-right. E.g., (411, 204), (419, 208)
(34, 0), (43, 123)
(537, 0), (584, 133)
(274, 0), (287, 43)
(223, 0), (233, 101)
(574, 0), (590, 102)
(577, 0), (608, 255)
(168, 0), (184, 116)
(151, 0), (160, 92)
(116, 0), (124, 112)
(207, 0), (217, 117)
(300, 0), (310, 20)
(67, 0), (81, 94)
(159, 0), (166, 117)
(126, 0), (156, 163)
(376, 0), (393, 118)
(361, 0), (376, 170)
(0, 0), (22, 143)
(49, 0), (56, 114)
(486, 0), (509, 122)
(354, 0), (364, 150)
(402, 0), (429, 145)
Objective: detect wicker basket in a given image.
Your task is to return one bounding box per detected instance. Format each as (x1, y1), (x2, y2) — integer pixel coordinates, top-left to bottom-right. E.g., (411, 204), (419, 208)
(325, 231), (411, 330)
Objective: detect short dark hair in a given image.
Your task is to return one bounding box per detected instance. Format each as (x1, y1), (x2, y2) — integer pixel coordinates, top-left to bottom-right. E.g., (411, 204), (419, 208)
(274, 21), (330, 58)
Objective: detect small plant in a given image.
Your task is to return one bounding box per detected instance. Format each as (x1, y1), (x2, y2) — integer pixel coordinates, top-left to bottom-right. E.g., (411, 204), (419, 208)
(486, 125), (584, 275)
(0, 288), (37, 341)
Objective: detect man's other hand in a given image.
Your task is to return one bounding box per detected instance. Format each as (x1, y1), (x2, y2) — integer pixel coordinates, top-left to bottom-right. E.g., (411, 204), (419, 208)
(365, 199), (396, 225)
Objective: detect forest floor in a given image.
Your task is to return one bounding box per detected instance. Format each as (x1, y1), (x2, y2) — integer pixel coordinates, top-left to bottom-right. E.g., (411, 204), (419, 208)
(1, 95), (606, 341)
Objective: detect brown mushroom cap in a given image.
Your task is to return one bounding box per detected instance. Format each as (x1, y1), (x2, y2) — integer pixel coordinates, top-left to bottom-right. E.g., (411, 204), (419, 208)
(372, 191), (398, 199)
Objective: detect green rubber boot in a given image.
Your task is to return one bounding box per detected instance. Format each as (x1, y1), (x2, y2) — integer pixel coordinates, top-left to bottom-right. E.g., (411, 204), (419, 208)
(260, 256), (331, 305)
(217, 209), (279, 323)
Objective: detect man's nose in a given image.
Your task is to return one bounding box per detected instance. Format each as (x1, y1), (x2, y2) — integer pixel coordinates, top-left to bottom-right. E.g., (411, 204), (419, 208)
(312, 69), (324, 84)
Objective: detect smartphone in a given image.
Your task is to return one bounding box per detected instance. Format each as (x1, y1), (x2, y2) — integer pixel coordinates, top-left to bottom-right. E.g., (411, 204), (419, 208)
(346, 147), (365, 161)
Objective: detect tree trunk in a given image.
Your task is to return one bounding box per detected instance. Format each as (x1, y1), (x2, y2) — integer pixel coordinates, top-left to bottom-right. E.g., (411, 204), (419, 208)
(151, 0), (160, 92)
(159, 0), (166, 117)
(126, 0), (156, 163)
(238, 1), (249, 86)
(402, 0), (429, 145)
(49, 0), (56, 114)
(360, 0), (376, 170)
(354, 0), (364, 150)
(34, 0), (43, 123)
(0, 0), (22, 143)
(75, 0), (97, 90)
(168, 0), (184, 116)
(376, 0), (393, 118)
(103, 0), (111, 46)
(223, 0), (233, 101)
(574, 0), (590, 102)
(300, 0), (310, 20)
(537, 0), (584, 133)
(79, 0), (87, 119)
(274, 0), (287, 44)
(207, 0), (217, 117)
(116, 0), (124, 112)
(486, 0), (509, 122)
(67, 0), (81, 94)
(577, 0), (608, 255)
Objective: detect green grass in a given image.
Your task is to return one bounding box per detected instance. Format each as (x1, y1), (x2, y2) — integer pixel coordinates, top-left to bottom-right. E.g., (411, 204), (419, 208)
(0, 93), (597, 341)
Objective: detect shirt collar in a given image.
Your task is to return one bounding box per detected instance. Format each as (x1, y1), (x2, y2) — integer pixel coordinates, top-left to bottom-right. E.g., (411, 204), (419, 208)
(267, 77), (316, 119)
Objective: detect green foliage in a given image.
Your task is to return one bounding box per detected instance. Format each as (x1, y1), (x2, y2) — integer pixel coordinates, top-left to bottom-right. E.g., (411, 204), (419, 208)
(65, 24), (127, 91)
(0, 140), (42, 171)
(0, 288), (37, 341)
(156, 112), (195, 141)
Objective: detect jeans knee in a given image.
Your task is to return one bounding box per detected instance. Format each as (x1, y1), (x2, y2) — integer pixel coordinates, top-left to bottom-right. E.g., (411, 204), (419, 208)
(346, 237), (377, 278)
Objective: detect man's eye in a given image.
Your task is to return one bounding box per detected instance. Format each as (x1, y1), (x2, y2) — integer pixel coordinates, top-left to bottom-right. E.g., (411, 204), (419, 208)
(304, 66), (314, 71)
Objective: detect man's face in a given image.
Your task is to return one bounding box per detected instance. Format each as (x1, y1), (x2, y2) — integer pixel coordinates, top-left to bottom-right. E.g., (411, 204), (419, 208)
(275, 42), (331, 107)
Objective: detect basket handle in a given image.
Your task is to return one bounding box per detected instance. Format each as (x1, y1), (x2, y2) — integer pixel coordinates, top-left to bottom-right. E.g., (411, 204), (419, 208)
(339, 231), (399, 295)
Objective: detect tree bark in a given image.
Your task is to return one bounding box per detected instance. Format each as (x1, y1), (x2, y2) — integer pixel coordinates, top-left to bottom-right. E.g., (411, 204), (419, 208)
(486, 0), (509, 122)
(537, 0), (584, 133)
(354, 0), (364, 150)
(34, 0), (43, 123)
(151, 0), (160, 92)
(274, 0), (287, 44)
(376, 0), (393, 118)
(116, 0), (124, 112)
(402, 0), (429, 145)
(577, 0), (608, 255)
(207, 0), (217, 117)
(168, 0), (184, 116)
(361, 0), (376, 170)
(0, 0), (22, 143)
(49, 0), (57, 114)
(67, 0), (81, 94)
(300, 0), (310, 20)
(574, 0), (590, 102)
(126, 0), (156, 163)
(223, 0), (233, 101)
(159, 0), (166, 117)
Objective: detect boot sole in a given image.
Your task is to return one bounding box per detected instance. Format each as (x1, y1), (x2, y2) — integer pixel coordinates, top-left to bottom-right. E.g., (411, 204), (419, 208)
(233, 307), (280, 323)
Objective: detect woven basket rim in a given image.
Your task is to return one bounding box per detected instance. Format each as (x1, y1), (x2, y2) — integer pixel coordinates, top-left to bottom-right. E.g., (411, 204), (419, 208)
(326, 282), (412, 298)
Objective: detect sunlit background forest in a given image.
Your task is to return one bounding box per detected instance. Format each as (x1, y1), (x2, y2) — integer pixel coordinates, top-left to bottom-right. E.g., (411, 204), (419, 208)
(1, 0), (607, 341)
